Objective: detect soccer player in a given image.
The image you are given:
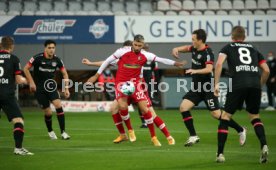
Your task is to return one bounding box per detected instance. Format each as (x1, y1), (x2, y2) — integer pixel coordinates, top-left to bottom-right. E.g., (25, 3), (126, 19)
(0, 36), (33, 155)
(86, 34), (184, 146)
(82, 58), (175, 145)
(172, 29), (246, 147)
(24, 40), (70, 140)
(214, 26), (270, 163)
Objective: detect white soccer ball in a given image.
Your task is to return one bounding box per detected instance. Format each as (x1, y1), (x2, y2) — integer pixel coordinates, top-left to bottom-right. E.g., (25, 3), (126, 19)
(120, 81), (135, 96)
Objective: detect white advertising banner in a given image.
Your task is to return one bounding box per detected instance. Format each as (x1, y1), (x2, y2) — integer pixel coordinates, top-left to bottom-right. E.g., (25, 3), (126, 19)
(51, 101), (134, 112)
(115, 15), (276, 42)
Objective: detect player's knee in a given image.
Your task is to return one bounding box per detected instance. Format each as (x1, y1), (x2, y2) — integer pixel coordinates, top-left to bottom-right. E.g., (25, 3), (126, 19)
(220, 111), (231, 120)
(211, 110), (221, 119)
(249, 113), (260, 121)
(179, 105), (189, 112)
(44, 107), (52, 116)
(12, 117), (24, 125)
(110, 105), (119, 115)
(139, 107), (149, 114)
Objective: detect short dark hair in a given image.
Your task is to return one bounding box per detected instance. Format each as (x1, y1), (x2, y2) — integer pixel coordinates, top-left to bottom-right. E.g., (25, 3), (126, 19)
(231, 26), (245, 41)
(192, 29), (207, 43)
(1, 36), (14, 50)
(133, 34), (144, 43)
(44, 40), (56, 47)
(123, 40), (132, 46)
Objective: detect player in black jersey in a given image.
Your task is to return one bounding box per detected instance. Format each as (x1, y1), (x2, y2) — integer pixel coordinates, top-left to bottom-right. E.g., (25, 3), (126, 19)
(172, 29), (246, 147)
(0, 36), (33, 155)
(214, 26), (270, 163)
(23, 40), (70, 140)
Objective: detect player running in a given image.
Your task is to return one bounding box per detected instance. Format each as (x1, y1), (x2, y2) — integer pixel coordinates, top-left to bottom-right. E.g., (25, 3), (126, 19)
(86, 34), (184, 146)
(214, 26), (269, 163)
(172, 29), (246, 147)
(24, 40), (70, 140)
(0, 36), (33, 155)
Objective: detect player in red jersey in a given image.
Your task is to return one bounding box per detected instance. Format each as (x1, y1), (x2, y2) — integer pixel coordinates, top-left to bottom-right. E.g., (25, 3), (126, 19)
(82, 58), (176, 145)
(86, 35), (184, 146)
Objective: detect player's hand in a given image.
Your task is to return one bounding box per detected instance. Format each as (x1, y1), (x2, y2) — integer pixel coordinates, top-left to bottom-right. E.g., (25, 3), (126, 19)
(214, 84), (220, 97)
(86, 74), (99, 84)
(29, 82), (36, 92)
(185, 69), (197, 74)
(64, 89), (70, 99)
(175, 60), (187, 68)
(172, 48), (180, 59)
(82, 58), (91, 65)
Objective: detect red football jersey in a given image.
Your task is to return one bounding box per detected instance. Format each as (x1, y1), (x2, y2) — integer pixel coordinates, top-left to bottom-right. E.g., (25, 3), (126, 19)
(113, 46), (156, 84)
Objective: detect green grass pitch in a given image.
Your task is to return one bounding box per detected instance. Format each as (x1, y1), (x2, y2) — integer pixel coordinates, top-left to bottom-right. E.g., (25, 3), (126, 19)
(0, 108), (275, 170)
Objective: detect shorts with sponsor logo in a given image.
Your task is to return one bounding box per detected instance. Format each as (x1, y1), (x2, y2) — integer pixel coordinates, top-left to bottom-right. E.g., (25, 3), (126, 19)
(35, 90), (60, 109)
(223, 87), (261, 114)
(0, 97), (23, 122)
(183, 90), (220, 111)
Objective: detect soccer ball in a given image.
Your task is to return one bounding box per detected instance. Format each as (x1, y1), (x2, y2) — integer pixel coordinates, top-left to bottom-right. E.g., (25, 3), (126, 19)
(120, 81), (135, 96)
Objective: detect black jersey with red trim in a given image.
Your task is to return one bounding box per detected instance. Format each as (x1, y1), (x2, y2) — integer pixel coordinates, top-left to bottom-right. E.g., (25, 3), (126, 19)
(189, 45), (214, 84)
(220, 42), (265, 89)
(28, 52), (65, 88)
(0, 50), (22, 98)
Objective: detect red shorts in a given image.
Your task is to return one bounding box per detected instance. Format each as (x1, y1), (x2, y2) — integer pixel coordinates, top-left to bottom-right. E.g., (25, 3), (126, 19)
(115, 82), (152, 107)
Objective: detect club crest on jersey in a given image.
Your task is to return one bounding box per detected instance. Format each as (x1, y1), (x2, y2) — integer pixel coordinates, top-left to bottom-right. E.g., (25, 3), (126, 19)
(138, 56), (141, 60)
(52, 62), (57, 67)
(197, 54), (202, 59)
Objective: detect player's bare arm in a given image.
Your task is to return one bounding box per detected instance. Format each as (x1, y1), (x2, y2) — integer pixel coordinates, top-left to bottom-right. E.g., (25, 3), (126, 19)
(15, 75), (28, 84)
(214, 53), (227, 97)
(23, 63), (36, 92)
(82, 58), (104, 67)
(259, 62), (270, 86)
(172, 45), (191, 59)
(60, 68), (70, 98)
(186, 64), (213, 75)
(86, 54), (117, 84)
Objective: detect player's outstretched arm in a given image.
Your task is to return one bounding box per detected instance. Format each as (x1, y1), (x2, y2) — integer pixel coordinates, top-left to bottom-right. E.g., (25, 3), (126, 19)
(23, 63), (36, 92)
(214, 53), (227, 97)
(259, 62), (270, 86)
(86, 55), (116, 84)
(82, 58), (104, 67)
(172, 45), (191, 59)
(185, 64), (213, 75)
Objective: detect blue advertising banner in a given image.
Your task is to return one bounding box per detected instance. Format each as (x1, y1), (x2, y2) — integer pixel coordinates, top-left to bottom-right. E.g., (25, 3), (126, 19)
(0, 16), (114, 44)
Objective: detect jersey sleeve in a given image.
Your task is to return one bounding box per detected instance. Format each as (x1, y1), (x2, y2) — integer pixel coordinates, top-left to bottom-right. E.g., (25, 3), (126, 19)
(219, 44), (229, 56)
(57, 58), (65, 70)
(257, 50), (266, 65)
(187, 45), (193, 52)
(112, 47), (129, 59)
(27, 55), (38, 67)
(13, 56), (22, 75)
(204, 49), (215, 65)
(143, 51), (156, 61)
(97, 49), (124, 74)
